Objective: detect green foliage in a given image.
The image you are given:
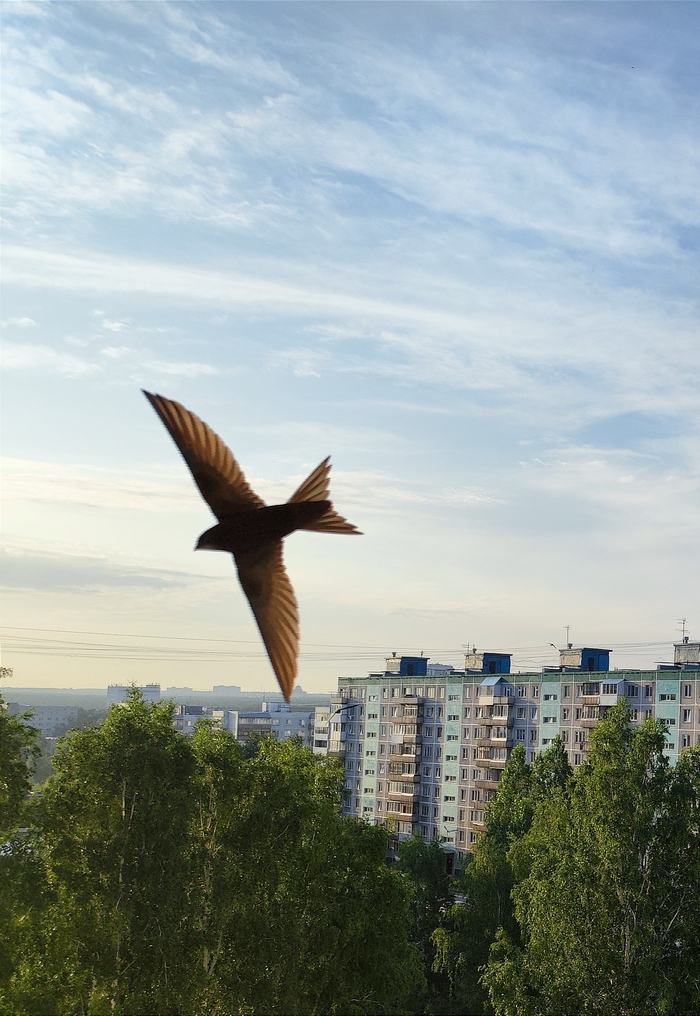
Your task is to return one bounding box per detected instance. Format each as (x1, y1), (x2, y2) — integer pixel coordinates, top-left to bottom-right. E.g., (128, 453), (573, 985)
(0, 692), (39, 838)
(3, 695), (699, 1016)
(0, 695), (422, 1016)
(483, 706), (700, 1016)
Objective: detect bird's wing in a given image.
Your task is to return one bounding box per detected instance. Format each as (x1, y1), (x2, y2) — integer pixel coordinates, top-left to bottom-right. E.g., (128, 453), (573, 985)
(144, 391), (265, 518)
(288, 456), (332, 502)
(234, 542), (299, 702)
(288, 457), (362, 535)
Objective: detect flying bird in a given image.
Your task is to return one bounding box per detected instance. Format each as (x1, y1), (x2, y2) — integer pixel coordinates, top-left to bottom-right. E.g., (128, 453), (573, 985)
(143, 391), (362, 701)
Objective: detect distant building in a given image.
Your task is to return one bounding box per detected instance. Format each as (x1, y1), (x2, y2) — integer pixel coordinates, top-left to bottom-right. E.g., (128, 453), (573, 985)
(212, 709), (239, 737)
(232, 702), (314, 747)
(327, 645), (700, 873)
(212, 685), (242, 695)
(312, 705), (331, 754)
(6, 703), (78, 738)
(173, 703), (207, 735)
(107, 684), (160, 705)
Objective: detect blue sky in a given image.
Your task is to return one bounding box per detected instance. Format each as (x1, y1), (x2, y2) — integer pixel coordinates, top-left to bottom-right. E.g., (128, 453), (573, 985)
(2, 1), (699, 691)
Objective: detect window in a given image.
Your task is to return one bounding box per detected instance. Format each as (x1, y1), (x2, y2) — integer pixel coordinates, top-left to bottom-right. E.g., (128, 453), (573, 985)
(461, 768), (469, 780)
(447, 714), (460, 721)
(562, 685), (570, 698)
(446, 734), (458, 741)
(516, 686), (526, 697)
(602, 683), (618, 695)
(529, 730), (537, 742)
(427, 687), (436, 698)
(659, 693), (677, 702)
(448, 694), (460, 701)
(644, 685), (653, 698)
(462, 746), (469, 759)
(543, 693), (558, 701)
(463, 707), (471, 718)
(516, 707), (526, 718)
(543, 716), (556, 724)
(561, 730), (568, 742)
(423, 746), (433, 759)
(682, 709), (692, 722)
(446, 753), (458, 761)
(681, 734), (691, 748)
(574, 753), (582, 765)
(531, 708), (538, 720)
(683, 684), (692, 698)
(532, 686), (539, 698)
(516, 729), (526, 741)
(626, 684), (638, 698)
(562, 708), (570, 720)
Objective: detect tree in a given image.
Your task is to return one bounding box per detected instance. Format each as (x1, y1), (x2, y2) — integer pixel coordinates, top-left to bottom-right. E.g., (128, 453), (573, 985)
(0, 670), (39, 839)
(189, 724), (423, 1015)
(432, 738), (573, 1015)
(1, 698), (424, 1016)
(484, 706), (700, 1016)
(3, 690), (196, 1015)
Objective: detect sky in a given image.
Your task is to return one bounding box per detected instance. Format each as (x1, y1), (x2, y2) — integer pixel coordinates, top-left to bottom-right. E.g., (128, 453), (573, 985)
(2, 1), (699, 692)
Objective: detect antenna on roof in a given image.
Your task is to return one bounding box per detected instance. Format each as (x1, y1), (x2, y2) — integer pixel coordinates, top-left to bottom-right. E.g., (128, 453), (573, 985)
(676, 618), (688, 643)
(564, 624), (572, 649)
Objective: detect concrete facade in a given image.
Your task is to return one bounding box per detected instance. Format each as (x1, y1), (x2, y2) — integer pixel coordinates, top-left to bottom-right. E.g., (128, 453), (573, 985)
(327, 646), (700, 869)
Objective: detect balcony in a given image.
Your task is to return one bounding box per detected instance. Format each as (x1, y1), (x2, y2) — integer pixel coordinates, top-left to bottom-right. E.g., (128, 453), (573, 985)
(478, 694), (515, 706)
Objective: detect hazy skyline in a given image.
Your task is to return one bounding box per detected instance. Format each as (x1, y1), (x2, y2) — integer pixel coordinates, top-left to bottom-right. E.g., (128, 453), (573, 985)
(2, 2), (699, 691)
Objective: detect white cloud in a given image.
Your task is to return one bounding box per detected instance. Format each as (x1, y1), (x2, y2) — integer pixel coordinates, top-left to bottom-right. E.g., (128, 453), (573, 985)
(1, 342), (98, 377)
(1, 458), (199, 513)
(1, 316), (35, 327)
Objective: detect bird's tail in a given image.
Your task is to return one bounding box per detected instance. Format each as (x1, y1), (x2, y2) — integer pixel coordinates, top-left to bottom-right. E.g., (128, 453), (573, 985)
(288, 457), (362, 534)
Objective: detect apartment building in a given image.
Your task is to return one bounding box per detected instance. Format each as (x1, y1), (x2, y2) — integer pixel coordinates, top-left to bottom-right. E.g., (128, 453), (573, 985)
(327, 642), (700, 870)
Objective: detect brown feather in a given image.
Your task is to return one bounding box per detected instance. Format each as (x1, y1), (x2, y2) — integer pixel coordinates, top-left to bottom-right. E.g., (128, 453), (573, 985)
(144, 391), (362, 700)
(289, 458), (363, 534)
(143, 391), (265, 519)
(235, 543), (299, 703)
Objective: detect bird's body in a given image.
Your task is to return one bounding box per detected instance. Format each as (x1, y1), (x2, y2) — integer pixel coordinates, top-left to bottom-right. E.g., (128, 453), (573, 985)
(143, 391), (361, 700)
(196, 501), (332, 554)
